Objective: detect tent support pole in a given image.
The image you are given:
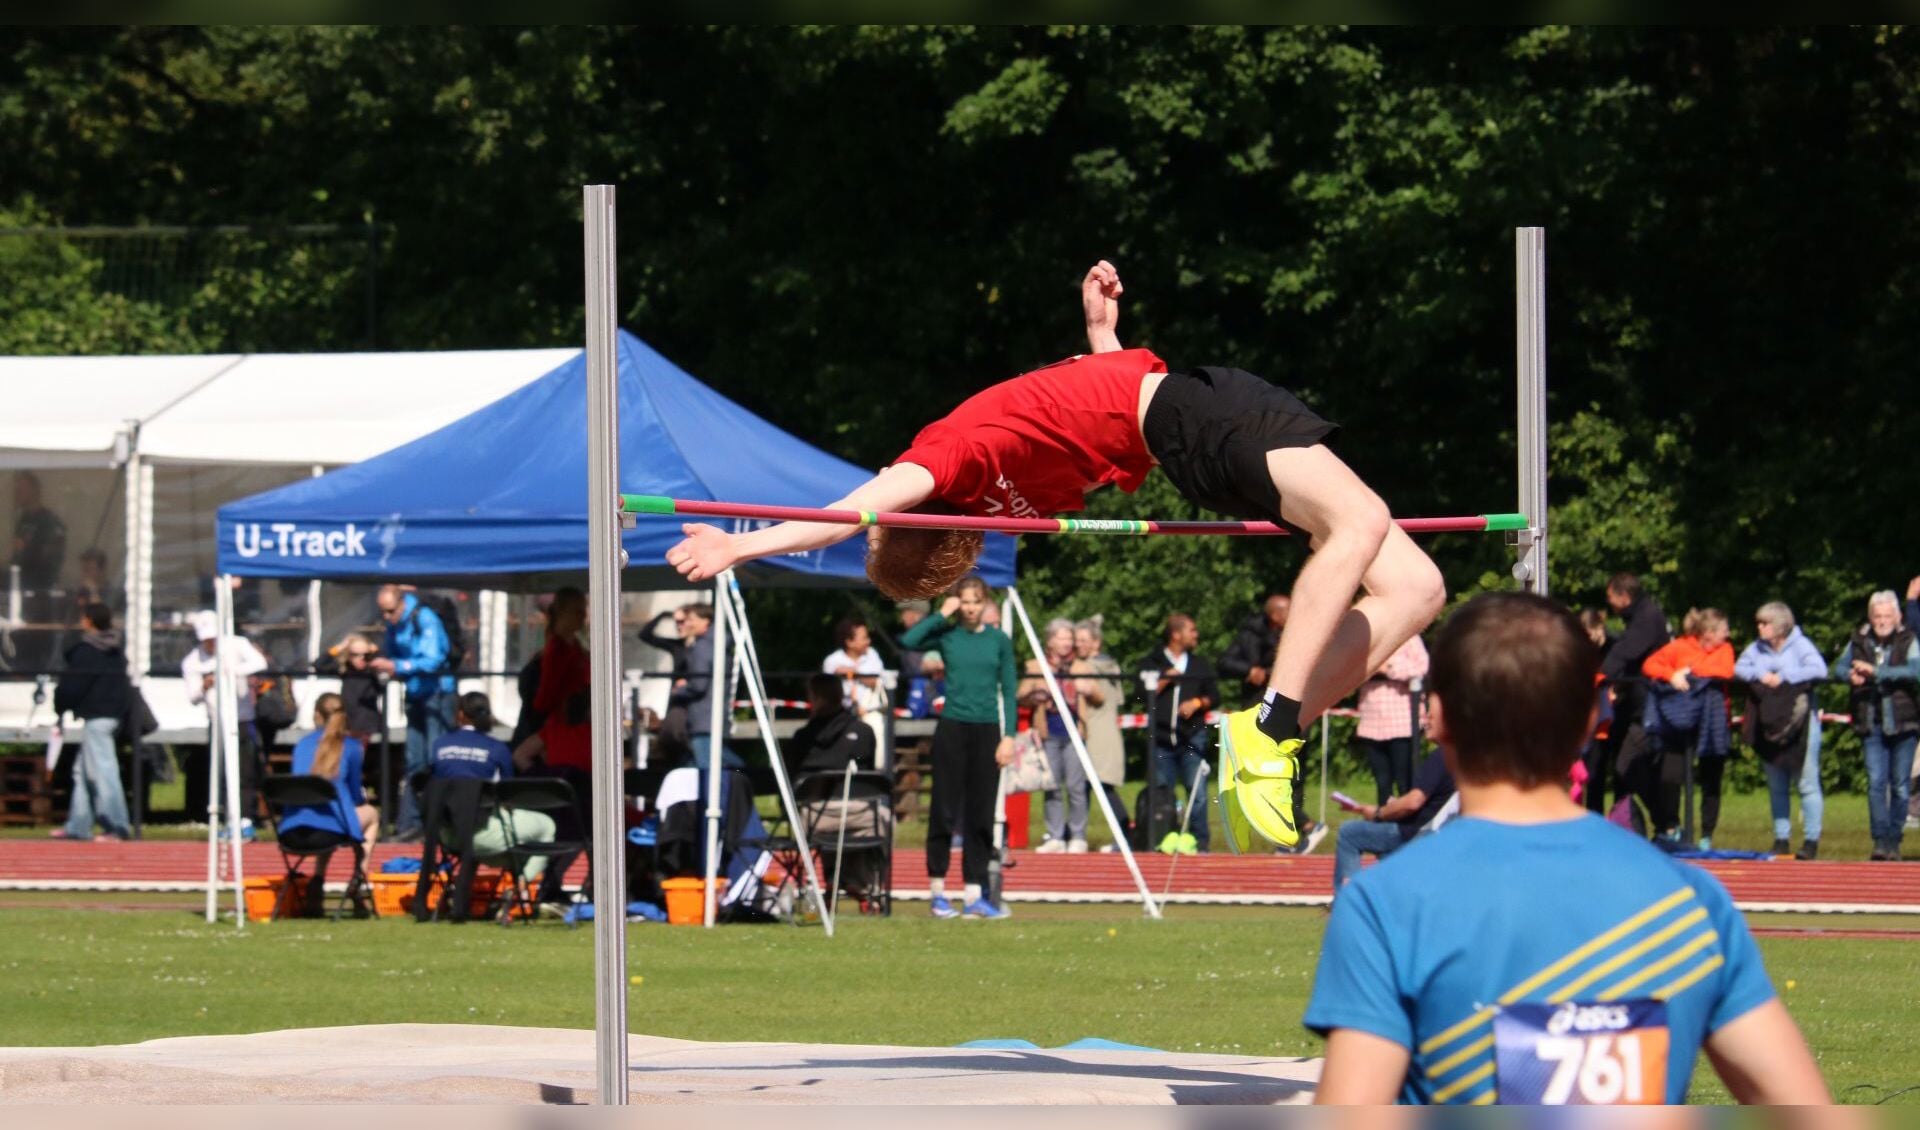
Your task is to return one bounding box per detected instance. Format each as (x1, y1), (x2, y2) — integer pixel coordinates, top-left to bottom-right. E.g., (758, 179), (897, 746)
(583, 183), (629, 1106)
(721, 575), (833, 935)
(215, 576), (245, 929)
(1004, 588), (1161, 920)
(703, 572), (728, 927)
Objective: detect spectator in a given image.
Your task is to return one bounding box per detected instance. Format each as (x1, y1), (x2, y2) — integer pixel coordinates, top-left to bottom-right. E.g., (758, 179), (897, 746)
(72, 546), (112, 612)
(432, 692), (557, 887)
(894, 601), (942, 719)
(1305, 592), (1827, 1106)
(278, 692), (378, 856)
(1330, 745), (1456, 898)
(896, 578), (1017, 919)
(638, 603), (694, 755)
(1135, 613), (1219, 853)
(823, 616), (888, 745)
(786, 672), (877, 777)
(10, 470), (66, 670)
(1576, 609), (1616, 805)
(1735, 601), (1826, 860)
(369, 585), (455, 842)
(673, 603), (743, 772)
(1907, 574), (1920, 637)
(319, 633), (386, 746)
(1020, 618), (1093, 853)
(1832, 590), (1919, 861)
(50, 601), (130, 841)
(1217, 593), (1289, 707)
(1599, 573), (1670, 818)
(1641, 608), (1735, 847)
(1353, 635), (1430, 806)
(1074, 618), (1127, 831)
(894, 600), (934, 679)
(531, 586), (591, 786)
(181, 609), (269, 830)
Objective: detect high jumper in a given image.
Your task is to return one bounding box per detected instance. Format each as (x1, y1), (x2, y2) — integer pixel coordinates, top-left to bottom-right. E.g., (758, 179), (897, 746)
(666, 261), (1446, 850)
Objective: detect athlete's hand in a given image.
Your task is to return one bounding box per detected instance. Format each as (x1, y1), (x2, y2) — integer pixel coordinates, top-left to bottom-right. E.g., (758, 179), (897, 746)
(1082, 260), (1123, 352)
(665, 523), (737, 583)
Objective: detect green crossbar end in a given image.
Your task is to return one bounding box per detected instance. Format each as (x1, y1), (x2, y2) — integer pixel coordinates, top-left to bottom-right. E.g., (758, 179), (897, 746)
(1482, 513), (1530, 532)
(620, 494), (677, 515)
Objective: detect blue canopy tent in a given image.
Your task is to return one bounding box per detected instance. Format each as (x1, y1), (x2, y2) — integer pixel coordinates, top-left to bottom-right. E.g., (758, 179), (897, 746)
(214, 329), (1016, 589)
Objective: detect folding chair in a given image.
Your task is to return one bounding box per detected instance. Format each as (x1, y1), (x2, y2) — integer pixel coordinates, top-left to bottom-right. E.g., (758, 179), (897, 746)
(415, 775), (496, 923)
(261, 774), (376, 921)
(494, 777), (587, 925)
(767, 769), (895, 919)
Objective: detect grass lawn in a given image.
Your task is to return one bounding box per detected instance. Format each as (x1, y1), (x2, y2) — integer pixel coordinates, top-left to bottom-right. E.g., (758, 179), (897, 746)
(0, 894), (1913, 1104)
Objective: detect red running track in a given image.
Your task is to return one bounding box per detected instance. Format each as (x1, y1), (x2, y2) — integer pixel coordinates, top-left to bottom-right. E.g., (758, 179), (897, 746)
(1, 841), (1916, 913)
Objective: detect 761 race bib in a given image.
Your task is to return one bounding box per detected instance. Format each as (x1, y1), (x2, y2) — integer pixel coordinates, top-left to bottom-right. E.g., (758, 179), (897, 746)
(1492, 1000), (1669, 1105)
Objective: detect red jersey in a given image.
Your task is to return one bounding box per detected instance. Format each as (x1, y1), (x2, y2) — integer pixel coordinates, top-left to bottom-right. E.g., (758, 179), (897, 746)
(895, 348), (1165, 518)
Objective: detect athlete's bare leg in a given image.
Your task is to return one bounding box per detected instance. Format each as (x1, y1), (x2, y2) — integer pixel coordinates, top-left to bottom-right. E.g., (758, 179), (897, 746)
(1264, 446), (1446, 723)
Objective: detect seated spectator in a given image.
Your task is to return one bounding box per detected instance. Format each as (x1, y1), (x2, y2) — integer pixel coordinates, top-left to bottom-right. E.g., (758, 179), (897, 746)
(1735, 601), (1826, 860)
(1353, 635), (1430, 806)
(824, 616), (888, 747)
(278, 693), (378, 854)
(1832, 590), (1919, 861)
(786, 673), (878, 777)
(1639, 608), (1735, 847)
(432, 692), (556, 884)
(51, 602), (131, 842)
(1306, 592), (1828, 1105)
(1330, 744), (1456, 899)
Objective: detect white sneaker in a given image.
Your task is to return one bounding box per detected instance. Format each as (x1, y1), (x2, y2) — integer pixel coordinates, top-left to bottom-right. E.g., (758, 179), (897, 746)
(1034, 839), (1067, 854)
(1302, 824), (1329, 854)
(1066, 839), (1089, 854)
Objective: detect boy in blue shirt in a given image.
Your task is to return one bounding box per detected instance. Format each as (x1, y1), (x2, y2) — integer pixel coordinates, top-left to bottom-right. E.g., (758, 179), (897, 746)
(430, 692), (555, 883)
(1305, 592), (1827, 1105)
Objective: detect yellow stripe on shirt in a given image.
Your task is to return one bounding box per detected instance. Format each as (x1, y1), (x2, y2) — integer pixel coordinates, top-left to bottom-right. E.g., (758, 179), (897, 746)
(1654, 954), (1727, 1001)
(1599, 930), (1718, 1000)
(1548, 906), (1710, 1003)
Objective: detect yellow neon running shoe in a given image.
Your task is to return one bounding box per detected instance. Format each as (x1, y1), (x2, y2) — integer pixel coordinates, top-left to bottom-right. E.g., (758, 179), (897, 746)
(1219, 706), (1302, 849)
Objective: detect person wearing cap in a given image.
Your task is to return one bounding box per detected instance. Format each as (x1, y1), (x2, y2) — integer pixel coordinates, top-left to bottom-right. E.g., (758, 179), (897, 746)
(179, 609), (270, 830)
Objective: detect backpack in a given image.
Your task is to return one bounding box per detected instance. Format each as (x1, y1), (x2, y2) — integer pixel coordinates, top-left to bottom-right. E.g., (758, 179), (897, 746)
(1130, 784), (1180, 850)
(413, 593), (467, 672)
(251, 675), (298, 731)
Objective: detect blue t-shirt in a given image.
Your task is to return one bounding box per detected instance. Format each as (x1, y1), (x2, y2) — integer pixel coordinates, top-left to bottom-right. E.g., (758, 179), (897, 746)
(430, 727), (515, 781)
(277, 732), (366, 842)
(1304, 814), (1775, 1105)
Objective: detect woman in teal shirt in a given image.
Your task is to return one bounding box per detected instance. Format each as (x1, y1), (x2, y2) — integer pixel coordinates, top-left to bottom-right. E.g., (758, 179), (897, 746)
(897, 577), (1018, 919)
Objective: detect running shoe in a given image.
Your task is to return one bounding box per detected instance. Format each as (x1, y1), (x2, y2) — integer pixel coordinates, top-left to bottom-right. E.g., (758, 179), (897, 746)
(929, 895), (960, 919)
(1218, 706), (1302, 849)
(962, 899), (1011, 920)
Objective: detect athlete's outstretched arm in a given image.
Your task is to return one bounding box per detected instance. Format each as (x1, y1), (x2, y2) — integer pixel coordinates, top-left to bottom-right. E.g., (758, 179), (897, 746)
(1083, 260), (1124, 354)
(665, 462), (936, 583)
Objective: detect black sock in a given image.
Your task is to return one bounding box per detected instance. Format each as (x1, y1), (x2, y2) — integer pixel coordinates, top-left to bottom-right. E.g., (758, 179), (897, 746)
(1256, 690), (1302, 744)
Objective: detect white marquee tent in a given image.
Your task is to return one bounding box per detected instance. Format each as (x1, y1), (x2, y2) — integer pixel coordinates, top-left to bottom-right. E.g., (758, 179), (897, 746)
(0, 346), (576, 735)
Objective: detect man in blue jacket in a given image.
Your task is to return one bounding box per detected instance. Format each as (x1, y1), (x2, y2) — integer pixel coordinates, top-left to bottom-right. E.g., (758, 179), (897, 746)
(1734, 601), (1827, 859)
(371, 585), (456, 841)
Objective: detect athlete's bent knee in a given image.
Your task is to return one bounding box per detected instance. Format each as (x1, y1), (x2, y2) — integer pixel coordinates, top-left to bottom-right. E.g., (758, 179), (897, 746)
(1330, 496), (1392, 559)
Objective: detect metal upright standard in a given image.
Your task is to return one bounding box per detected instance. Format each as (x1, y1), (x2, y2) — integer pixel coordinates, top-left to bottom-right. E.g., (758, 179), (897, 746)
(703, 571), (729, 929)
(582, 183), (629, 1105)
(1514, 226), (1550, 595)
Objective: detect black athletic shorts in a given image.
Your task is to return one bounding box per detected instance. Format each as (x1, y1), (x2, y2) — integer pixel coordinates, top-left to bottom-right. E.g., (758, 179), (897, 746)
(1142, 366), (1338, 525)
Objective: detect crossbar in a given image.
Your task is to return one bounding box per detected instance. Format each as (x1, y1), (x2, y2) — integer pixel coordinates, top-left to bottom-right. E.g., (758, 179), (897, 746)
(621, 494), (1524, 536)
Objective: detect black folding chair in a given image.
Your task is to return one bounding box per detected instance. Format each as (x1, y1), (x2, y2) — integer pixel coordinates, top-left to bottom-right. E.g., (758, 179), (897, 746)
(261, 774), (375, 921)
(768, 769), (895, 919)
(494, 777), (587, 926)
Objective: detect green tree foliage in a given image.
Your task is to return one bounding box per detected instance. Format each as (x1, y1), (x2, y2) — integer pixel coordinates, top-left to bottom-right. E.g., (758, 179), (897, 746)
(3, 26), (1916, 690)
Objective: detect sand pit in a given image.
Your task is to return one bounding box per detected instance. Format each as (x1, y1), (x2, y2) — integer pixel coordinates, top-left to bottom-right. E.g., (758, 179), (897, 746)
(0, 1024), (1320, 1104)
